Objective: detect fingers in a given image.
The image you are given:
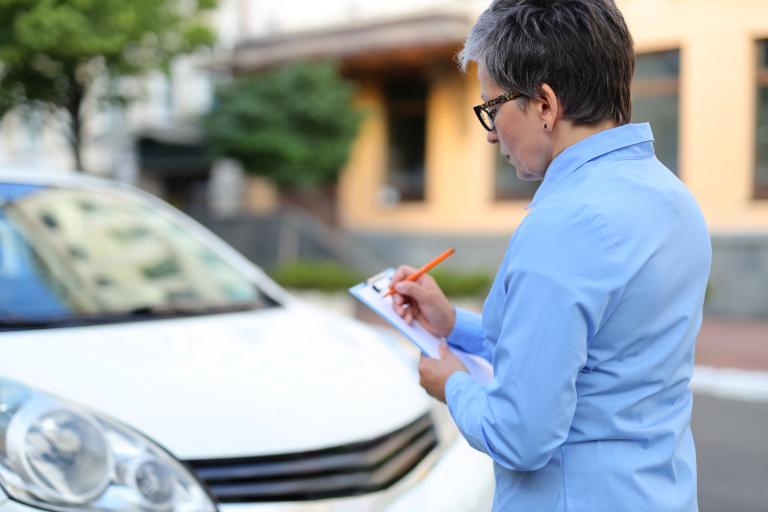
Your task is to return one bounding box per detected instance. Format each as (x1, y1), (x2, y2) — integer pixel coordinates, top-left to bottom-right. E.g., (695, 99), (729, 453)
(418, 355), (431, 384)
(392, 292), (419, 323)
(392, 291), (410, 307)
(392, 292), (412, 316)
(403, 304), (420, 325)
(390, 266), (417, 316)
(391, 265), (436, 326)
(438, 342), (449, 359)
(415, 272), (437, 287)
(394, 280), (427, 302)
(392, 265), (419, 285)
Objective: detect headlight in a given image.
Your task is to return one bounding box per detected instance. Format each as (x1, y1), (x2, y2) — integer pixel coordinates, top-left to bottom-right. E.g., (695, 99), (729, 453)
(0, 378), (216, 511)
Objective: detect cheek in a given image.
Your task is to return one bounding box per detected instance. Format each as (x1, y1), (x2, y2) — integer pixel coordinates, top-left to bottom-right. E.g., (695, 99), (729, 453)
(495, 126), (515, 155)
(517, 137), (550, 178)
(495, 118), (548, 177)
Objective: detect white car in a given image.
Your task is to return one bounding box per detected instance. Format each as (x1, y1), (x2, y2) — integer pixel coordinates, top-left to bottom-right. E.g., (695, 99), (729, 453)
(0, 171), (493, 512)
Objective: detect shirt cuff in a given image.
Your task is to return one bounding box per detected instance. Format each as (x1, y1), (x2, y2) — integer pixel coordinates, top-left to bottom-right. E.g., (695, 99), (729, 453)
(445, 370), (475, 415)
(447, 307), (483, 346)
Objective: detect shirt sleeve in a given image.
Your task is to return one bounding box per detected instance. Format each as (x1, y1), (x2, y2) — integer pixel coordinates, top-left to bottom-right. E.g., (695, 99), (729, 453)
(444, 270), (593, 472)
(446, 307), (492, 362)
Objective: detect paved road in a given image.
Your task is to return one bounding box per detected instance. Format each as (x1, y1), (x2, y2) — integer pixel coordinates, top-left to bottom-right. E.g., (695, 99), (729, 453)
(693, 394), (768, 512)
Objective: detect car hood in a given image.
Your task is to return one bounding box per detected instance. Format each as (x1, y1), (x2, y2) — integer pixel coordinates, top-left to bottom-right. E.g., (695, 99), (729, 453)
(0, 305), (430, 460)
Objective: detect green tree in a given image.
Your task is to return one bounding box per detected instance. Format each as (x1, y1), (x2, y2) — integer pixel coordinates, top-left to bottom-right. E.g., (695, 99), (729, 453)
(0, 0), (216, 171)
(205, 61), (363, 191)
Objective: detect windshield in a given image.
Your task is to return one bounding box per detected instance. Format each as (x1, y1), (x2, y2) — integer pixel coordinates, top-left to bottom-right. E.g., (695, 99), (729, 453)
(0, 183), (276, 325)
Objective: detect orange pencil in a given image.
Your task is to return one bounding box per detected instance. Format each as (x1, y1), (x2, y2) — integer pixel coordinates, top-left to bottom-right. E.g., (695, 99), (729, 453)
(383, 248), (456, 298)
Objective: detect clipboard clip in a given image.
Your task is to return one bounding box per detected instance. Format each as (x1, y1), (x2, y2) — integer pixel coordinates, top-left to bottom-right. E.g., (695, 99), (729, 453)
(366, 270), (393, 294)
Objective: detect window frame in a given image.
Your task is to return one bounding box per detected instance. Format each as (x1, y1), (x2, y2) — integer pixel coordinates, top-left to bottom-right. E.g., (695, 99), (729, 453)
(754, 40), (768, 199)
(383, 78), (428, 203)
(631, 48), (682, 178)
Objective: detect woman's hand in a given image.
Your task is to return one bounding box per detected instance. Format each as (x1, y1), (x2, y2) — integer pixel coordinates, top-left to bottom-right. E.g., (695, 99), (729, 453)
(390, 265), (456, 338)
(418, 343), (468, 403)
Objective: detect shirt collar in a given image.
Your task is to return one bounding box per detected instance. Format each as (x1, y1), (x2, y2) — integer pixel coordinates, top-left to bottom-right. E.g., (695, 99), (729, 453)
(526, 122), (655, 209)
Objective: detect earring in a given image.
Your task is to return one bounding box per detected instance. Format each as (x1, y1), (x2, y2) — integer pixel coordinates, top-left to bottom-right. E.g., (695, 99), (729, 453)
(544, 123), (548, 130)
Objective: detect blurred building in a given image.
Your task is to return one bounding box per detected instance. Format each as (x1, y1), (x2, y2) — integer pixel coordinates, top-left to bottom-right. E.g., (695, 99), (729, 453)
(0, 0), (251, 214)
(231, 0), (768, 316)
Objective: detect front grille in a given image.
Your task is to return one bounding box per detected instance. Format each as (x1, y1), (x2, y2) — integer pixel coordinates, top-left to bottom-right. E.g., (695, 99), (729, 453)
(185, 413), (438, 503)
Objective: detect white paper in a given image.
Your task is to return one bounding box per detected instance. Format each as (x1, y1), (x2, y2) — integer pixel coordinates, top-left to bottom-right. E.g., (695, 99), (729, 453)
(349, 269), (494, 385)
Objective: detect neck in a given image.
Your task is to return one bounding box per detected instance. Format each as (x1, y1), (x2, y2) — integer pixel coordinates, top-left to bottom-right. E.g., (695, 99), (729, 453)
(552, 119), (619, 160)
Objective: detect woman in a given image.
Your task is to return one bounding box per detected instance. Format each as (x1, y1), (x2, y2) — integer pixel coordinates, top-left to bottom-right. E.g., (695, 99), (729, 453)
(391, 1), (710, 511)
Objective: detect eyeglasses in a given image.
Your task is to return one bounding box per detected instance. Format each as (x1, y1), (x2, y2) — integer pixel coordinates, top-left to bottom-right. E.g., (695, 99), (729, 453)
(473, 91), (523, 132)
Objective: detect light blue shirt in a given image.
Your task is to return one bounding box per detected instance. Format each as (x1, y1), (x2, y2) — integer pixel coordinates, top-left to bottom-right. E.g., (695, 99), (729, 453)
(445, 123), (711, 512)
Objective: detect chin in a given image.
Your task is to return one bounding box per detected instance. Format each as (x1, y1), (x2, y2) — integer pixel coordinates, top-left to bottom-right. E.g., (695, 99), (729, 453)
(516, 168), (538, 181)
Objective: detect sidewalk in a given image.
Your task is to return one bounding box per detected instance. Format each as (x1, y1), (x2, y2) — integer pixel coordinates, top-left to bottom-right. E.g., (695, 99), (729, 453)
(696, 316), (768, 372)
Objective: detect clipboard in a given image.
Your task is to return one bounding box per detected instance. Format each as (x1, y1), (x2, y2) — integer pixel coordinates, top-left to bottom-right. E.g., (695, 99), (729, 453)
(349, 268), (494, 385)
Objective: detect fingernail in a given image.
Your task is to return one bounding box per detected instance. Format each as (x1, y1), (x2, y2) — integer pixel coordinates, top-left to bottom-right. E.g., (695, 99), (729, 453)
(395, 283), (405, 291)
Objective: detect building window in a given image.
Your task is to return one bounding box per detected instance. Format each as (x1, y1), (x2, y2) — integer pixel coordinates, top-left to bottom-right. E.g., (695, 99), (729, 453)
(494, 50), (681, 199)
(755, 40), (768, 199)
(632, 50), (680, 175)
(494, 152), (539, 200)
(385, 79), (427, 202)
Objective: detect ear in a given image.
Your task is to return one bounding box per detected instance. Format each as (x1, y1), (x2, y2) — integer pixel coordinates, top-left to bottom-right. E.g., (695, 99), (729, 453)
(536, 83), (561, 131)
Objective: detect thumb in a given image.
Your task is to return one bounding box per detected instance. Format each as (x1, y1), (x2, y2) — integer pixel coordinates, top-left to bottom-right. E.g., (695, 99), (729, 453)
(394, 280), (428, 301)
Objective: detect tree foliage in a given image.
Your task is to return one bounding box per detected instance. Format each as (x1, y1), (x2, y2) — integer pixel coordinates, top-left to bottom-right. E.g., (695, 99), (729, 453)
(205, 61), (363, 191)
(0, 0), (217, 170)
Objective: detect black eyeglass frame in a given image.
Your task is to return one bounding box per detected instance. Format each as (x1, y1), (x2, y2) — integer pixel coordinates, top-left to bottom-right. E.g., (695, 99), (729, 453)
(473, 91), (524, 132)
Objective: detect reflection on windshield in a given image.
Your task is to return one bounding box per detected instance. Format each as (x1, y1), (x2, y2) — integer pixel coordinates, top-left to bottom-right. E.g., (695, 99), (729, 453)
(0, 184), (275, 322)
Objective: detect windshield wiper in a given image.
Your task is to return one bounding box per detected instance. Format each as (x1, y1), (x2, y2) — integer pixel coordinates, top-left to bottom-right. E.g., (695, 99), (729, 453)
(0, 318), (67, 329)
(123, 286), (280, 317)
(0, 314), (109, 330)
(126, 302), (269, 317)
(0, 301), (273, 331)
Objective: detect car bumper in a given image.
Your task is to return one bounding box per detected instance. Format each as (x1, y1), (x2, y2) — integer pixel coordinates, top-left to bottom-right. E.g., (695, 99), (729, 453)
(215, 433), (493, 512)
(0, 435), (493, 512)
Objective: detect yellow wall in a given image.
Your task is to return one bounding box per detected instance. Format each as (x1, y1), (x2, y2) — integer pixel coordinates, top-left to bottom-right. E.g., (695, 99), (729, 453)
(621, 0), (768, 231)
(338, 65), (531, 234)
(338, 0), (768, 234)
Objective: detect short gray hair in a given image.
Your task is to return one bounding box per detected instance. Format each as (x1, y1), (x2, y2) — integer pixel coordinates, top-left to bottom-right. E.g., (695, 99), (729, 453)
(458, 0), (635, 125)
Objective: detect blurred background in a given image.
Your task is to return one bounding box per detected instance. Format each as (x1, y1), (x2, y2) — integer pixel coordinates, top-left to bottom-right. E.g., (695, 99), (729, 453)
(1, 0), (767, 510)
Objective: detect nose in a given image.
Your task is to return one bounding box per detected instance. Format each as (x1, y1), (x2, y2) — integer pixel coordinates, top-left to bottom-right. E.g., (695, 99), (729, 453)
(486, 129), (499, 144)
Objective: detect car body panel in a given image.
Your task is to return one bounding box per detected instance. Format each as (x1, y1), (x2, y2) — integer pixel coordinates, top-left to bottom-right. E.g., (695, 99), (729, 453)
(0, 308), (430, 459)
